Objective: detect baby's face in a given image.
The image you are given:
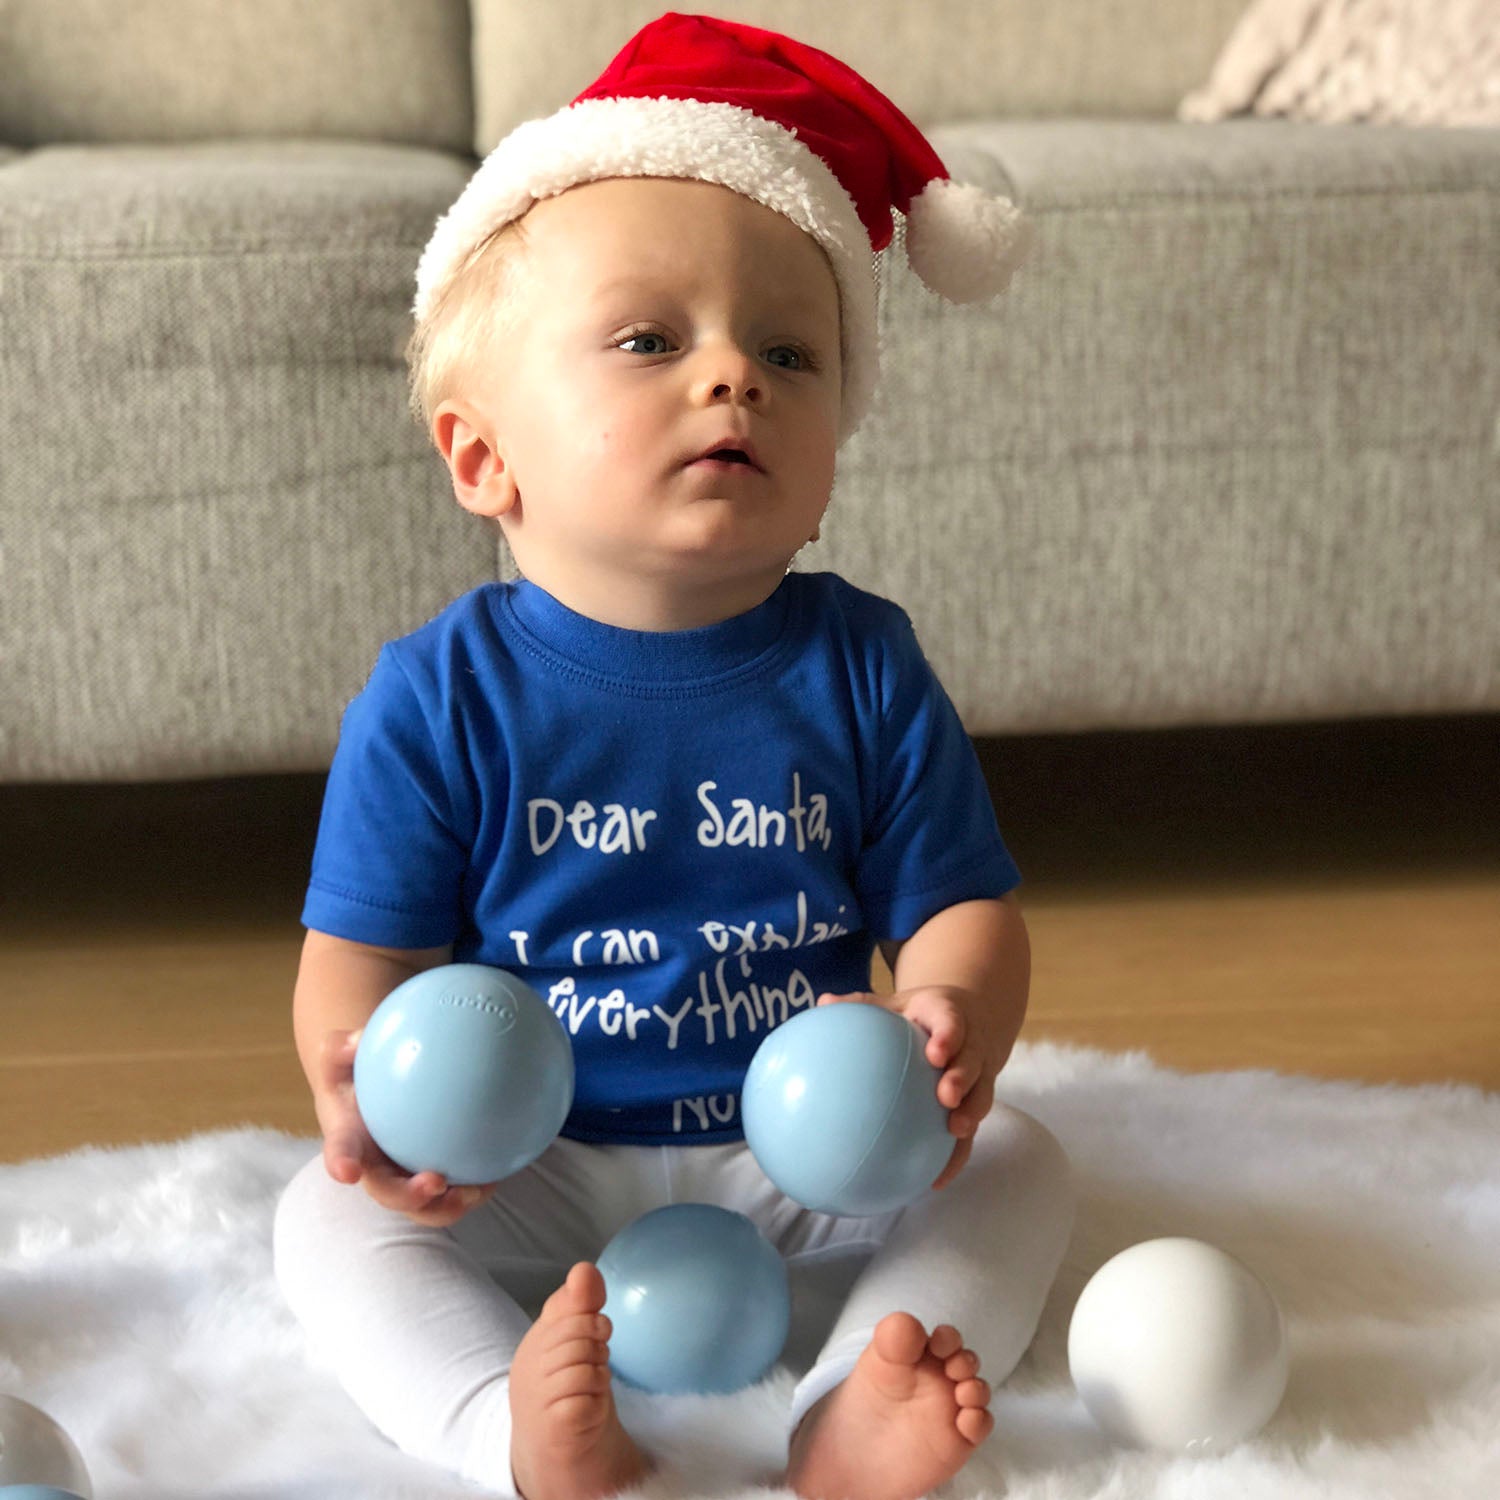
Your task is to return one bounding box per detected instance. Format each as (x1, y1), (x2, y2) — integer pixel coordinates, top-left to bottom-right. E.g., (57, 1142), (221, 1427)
(451, 176), (843, 627)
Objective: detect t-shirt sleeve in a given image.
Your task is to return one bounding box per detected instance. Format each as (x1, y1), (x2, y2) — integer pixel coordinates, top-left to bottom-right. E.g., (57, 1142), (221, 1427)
(853, 610), (1020, 941)
(301, 644), (469, 949)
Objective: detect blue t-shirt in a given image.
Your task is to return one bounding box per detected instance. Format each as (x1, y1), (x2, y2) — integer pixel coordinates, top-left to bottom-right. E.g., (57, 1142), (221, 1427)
(303, 571), (1019, 1145)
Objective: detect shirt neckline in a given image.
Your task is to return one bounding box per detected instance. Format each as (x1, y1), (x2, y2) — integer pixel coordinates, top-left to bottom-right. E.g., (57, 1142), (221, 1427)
(500, 575), (798, 690)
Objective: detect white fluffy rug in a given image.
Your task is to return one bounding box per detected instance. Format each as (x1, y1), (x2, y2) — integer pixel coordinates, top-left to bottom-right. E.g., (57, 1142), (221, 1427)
(4, 1041), (1499, 1499)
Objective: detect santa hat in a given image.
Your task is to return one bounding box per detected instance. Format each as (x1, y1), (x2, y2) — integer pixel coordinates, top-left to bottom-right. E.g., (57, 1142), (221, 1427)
(414, 11), (1031, 438)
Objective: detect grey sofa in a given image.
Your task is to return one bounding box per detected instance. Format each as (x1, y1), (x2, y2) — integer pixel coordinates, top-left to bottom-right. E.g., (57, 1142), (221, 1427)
(3, 0), (1496, 781)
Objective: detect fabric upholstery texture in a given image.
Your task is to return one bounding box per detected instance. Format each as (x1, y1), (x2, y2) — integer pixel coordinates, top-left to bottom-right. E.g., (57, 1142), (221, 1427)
(811, 119), (1500, 732)
(470, 0), (1252, 151)
(0, 0), (474, 150)
(0, 144), (497, 779)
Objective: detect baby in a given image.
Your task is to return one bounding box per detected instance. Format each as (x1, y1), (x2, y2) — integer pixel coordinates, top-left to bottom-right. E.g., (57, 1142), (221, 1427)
(274, 15), (1074, 1500)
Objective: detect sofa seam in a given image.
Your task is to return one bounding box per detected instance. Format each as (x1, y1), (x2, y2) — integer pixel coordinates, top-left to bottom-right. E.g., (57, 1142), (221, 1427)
(61, 451), (437, 508)
(0, 244), (432, 262)
(867, 436), (1495, 466)
(1, 186), (1493, 261)
(1026, 184), (1497, 212)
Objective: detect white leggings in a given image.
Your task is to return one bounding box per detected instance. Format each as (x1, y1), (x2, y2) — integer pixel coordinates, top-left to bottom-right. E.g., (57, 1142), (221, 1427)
(273, 1103), (1074, 1495)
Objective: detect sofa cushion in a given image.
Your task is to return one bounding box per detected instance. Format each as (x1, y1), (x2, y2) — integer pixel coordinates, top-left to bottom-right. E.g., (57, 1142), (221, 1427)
(0, 0), (472, 151)
(811, 120), (1500, 731)
(470, 0), (1251, 152)
(0, 143), (499, 779)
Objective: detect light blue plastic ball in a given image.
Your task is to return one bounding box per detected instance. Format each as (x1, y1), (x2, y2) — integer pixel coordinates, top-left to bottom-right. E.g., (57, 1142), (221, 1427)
(597, 1204), (790, 1395)
(742, 1002), (953, 1216)
(0, 1488), (88, 1499)
(354, 964), (574, 1185)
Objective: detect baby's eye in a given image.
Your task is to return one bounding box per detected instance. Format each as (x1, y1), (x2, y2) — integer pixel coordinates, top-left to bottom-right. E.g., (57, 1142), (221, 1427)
(765, 344), (813, 371)
(617, 330), (674, 356)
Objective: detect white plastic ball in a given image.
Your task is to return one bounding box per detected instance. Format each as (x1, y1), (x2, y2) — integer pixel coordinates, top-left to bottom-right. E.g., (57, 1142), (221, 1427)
(1068, 1237), (1289, 1454)
(0, 1396), (92, 1495)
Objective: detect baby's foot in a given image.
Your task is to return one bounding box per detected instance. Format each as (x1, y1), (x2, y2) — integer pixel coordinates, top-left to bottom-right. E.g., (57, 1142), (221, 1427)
(509, 1262), (653, 1500)
(785, 1312), (994, 1500)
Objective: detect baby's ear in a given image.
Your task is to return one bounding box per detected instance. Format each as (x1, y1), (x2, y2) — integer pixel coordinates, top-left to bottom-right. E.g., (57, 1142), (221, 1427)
(432, 399), (517, 519)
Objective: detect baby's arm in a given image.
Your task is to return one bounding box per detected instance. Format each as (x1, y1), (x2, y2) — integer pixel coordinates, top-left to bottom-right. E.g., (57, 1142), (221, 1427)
(825, 893), (1030, 1189)
(293, 929), (491, 1225)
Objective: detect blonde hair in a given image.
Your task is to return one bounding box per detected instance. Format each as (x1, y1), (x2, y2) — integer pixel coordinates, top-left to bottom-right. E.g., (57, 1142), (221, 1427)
(405, 218), (531, 437)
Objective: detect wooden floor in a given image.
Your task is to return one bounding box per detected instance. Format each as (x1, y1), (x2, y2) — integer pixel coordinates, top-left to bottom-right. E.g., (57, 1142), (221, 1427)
(2, 715), (1496, 1164)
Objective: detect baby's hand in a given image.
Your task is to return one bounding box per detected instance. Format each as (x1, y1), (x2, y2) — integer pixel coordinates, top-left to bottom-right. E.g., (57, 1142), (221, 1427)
(816, 987), (1004, 1191)
(313, 1029), (498, 1228)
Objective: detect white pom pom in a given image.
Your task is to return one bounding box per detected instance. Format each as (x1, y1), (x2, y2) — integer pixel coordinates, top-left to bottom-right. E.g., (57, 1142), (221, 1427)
(905, 178), (1033, 303)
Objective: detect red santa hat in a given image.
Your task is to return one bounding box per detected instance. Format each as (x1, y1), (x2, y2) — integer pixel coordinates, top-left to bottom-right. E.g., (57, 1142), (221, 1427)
(414, 12), (1031, 438)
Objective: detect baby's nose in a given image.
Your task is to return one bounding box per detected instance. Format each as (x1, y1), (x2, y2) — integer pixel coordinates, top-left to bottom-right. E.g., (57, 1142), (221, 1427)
(711, 377), (763, 404)
(694, 347), (764, 406)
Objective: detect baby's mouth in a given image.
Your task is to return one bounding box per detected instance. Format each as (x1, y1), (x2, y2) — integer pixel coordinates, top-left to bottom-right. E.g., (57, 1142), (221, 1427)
(689, 440), (765, 474)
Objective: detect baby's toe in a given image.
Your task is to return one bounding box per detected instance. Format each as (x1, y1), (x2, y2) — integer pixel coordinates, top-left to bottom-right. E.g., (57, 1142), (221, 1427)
(955, 1376), (991, 1410)
(956, 1405), (994, 1446)
(542, 1262), (608, 1319)
(545, 1334), (610, 1373)
(927, 1324), (963, 1361)
(872, 1311), (929, 1366)
(554, 1360), (612, 1400)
